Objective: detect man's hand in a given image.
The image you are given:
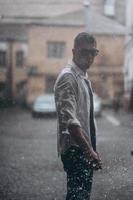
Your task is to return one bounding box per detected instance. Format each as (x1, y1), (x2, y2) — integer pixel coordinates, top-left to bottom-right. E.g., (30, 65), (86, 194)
(91, 151), (102, 170)
(68, 125), (102, 170)
(85, 149), (102, 170)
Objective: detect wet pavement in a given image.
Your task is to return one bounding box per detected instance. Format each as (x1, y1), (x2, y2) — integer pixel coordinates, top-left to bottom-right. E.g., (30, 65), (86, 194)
(0, 107), (133, 200)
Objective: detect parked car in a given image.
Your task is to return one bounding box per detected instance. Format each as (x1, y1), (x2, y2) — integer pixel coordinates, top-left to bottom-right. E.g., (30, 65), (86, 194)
(32, 93), (56, 117)
(93, 93), (102, 117)
(32, 92), (102, 118)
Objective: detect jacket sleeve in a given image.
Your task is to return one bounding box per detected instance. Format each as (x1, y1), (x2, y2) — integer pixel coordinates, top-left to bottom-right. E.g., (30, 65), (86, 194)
(54, 73), (81, 135)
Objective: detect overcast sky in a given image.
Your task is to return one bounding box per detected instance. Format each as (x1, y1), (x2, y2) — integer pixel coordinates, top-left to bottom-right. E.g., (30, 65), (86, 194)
(0, 0), (82, 4)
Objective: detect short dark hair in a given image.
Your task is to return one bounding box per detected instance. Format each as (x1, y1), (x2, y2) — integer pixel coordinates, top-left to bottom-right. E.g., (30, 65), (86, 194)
(74, 32), (96, 49)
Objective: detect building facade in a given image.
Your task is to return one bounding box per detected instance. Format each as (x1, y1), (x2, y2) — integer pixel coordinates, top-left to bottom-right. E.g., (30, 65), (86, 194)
(0, 24), (28, 105)
(26, 9), (125, 104)
(0, 0), (126, 106)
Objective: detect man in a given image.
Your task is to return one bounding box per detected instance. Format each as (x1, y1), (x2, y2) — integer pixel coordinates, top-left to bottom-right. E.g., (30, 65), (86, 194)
(54, 32), (102, 200)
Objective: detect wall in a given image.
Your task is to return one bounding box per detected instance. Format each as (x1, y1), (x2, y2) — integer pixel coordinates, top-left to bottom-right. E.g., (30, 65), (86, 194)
(0, 40), (28, 103)
(27, 25), (125, 103)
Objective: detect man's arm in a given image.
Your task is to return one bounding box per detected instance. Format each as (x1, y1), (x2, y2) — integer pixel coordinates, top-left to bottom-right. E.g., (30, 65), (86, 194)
(68, 125), (101, 163)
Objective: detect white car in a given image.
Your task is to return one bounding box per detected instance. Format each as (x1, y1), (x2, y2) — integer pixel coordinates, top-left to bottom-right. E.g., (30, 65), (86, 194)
(32, 94), (56, 117)
(32, 92), (102, 118)
(93, 93), (102, 117)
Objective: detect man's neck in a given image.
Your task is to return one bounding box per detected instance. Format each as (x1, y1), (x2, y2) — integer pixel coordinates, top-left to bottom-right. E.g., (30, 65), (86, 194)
(73, 59), (87, 75)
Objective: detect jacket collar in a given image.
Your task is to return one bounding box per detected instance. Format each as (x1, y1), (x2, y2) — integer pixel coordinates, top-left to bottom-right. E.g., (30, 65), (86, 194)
(68, 60), (88, 79)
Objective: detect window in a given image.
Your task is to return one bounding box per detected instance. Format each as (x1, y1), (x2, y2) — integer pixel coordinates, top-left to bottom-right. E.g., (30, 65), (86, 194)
(47, 41), (66, 58)
(16, 50), (24, 67)
(104, 0), (115, 16)
(0, 51), (6, 67)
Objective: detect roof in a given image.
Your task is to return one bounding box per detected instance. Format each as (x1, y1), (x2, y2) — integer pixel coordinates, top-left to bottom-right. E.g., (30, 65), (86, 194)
(34, 9), (126, 35)
(0, 8), (126, 36)
(0, 1), (82, 18)
(0, 24), (28, 41)
(0, 0), (126, 25)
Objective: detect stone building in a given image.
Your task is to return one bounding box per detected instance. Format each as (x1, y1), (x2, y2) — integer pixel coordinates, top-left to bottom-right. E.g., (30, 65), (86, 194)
(27, 9), (125, 104)
(0, 1), (82, 105)
(0, 0), (126, 106)
(0, 24), (28, 105)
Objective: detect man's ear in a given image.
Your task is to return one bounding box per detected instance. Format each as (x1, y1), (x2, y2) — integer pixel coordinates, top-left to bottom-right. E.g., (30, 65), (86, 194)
(72, 49), (75, 57)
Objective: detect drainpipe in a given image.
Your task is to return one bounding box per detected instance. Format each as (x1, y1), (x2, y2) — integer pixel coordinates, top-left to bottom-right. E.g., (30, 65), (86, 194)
(7, 39), (14, 105)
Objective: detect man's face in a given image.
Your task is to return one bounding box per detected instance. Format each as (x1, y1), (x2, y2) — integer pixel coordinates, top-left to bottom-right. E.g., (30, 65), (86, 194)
(73, 43), (99, 71)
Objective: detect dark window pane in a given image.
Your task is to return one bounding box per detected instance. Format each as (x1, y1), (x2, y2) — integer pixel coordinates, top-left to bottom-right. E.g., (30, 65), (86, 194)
(0, 51), (6, 67)
(16, 51), (24, 67)
(47, 41), (66, 58)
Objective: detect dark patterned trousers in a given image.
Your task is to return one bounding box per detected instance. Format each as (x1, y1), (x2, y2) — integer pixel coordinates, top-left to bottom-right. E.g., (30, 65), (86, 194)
(61, 146), (93, 200)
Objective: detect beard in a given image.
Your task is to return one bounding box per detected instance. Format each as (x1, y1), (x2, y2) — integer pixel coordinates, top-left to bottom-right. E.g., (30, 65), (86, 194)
(76, 57), (91, 70)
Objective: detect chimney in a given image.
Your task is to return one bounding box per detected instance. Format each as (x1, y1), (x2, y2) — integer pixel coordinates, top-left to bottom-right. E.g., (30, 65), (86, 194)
(83, 0), (91, 32)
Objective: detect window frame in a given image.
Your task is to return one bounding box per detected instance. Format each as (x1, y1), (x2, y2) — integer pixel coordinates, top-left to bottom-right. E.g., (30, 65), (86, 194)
(47, 41), (66, 58)
(16, 50), (25, 67)
(104, 0), (115, 16)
